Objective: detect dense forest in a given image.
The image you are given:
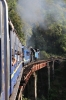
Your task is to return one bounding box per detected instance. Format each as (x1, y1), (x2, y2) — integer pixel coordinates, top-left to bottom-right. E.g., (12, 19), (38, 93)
(28, 0), (66, 56)
(7, 0), (66, 58)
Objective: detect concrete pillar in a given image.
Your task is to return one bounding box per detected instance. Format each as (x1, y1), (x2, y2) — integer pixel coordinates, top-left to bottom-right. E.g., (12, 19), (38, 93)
(47, 62), (50, 100)
(20, 94), (22, 100)
(23, 74), (37, 100)
(33, 72), (37, 100)
(47, 62), (50, 90)
(52, 60), (54, 80)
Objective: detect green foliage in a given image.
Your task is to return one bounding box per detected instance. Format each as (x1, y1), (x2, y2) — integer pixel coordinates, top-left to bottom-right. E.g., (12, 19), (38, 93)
(22, 96), (46, 100)
(7, 0), (16, 11)
(27, 0), (66, 56)
(22, 95), (31, 100)
(37, 96), (46, 100)
(22, 97), (30, 100)
(41, 95), (46, 100)
(48, 61), (66, 100)
(31, 18), (66, 55)
(7, 0), (25, 43)
(28, 26), (47, 50)
(40, 51), (50, 59)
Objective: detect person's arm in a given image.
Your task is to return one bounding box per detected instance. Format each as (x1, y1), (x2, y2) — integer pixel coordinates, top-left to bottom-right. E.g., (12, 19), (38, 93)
(12, 58), (17, 66)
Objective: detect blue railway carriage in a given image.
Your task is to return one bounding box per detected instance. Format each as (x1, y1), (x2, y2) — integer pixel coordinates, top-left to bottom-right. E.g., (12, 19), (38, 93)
(0, 0), (23, 100)
(22, 46), (30, 65)
(9, 20), (23, 95)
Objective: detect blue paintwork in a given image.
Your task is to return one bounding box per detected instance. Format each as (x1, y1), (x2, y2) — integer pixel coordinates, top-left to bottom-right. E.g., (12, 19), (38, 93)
(35, 51), (40, 59)
(23, 47), (30, 64)
(10, 61), (22, 95)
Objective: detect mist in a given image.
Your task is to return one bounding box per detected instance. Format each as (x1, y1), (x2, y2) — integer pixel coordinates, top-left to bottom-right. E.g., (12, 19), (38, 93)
(17, 0), (66, 24)
(17, 0), (45, 24)
(17, 0), (66, 46)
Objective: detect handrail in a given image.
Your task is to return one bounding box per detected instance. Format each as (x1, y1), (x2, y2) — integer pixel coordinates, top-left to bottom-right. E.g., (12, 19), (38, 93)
(2, 1), (9, 100)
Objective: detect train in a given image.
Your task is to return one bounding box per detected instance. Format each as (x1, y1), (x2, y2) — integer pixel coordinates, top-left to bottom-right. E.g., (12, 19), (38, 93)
(0, 0), (39, 100)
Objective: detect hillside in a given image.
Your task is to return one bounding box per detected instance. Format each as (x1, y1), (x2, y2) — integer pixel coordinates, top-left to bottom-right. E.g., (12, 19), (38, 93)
(7, 0), (25, 44)
(17, 0), (66, 57)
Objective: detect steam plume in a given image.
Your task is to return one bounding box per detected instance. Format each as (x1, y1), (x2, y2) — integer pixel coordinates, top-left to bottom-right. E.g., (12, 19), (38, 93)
(17, 0), (66, 45)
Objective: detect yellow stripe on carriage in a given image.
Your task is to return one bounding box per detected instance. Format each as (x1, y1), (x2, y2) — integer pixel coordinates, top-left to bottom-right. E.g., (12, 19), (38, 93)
(11, 61), (22, 79)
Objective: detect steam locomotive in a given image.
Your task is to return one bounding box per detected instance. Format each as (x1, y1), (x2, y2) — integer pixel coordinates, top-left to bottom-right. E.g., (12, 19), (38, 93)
(0, 0), (39, 100)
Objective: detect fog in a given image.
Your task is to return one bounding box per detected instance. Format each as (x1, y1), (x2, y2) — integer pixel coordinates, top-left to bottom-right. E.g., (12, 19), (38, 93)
(17, 0), (66, 46)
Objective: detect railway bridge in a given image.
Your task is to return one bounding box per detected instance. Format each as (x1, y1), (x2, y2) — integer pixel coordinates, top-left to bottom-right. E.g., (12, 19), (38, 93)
(9, 58), (64, 100)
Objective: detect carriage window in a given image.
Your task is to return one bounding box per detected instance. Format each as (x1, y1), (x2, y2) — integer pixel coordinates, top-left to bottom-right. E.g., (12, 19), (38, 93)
(26, 51), (30, 56)
(22, 48), (24, 55)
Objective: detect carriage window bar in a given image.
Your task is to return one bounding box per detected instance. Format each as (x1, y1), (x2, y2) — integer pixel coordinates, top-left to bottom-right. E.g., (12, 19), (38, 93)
(0, 1), (1, 96)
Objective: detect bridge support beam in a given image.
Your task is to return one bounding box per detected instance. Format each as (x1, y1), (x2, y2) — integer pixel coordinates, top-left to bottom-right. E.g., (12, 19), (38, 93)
(47, 62), (50, 100)
(20, 94), (22, 100)
(19, 94), (22, 100)
(24, 72), (37, 100)
(52, 60), (54, 80)
(47, 62), (50, 91)
(33, 72), (37, 100)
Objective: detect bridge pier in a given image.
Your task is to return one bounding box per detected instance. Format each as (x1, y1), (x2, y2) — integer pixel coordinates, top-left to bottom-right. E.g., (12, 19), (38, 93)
(21, 94), (22, 100)
(23, 72), (37, 100)
(47, 62), (50, 91)
(33, 72), (37, 100)
(52, 60), (54, 80)
(47, 62), (50, 100)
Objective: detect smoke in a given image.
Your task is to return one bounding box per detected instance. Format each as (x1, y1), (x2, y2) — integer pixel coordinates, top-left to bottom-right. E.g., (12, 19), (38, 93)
(17, 0), (66, 24)
(17, 0), (45, 25)
(17, 0), (66, 46)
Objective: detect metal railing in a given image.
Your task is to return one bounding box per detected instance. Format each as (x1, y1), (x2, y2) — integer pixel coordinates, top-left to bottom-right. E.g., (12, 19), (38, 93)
(0, 0), (10, 100)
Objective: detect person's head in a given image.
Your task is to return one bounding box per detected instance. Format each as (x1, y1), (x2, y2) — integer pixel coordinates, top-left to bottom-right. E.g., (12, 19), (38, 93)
(17, 51), (20, 55)
(12, 56), (15, 62)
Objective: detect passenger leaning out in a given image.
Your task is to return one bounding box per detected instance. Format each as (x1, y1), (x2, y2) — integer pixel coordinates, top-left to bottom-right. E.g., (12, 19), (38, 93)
(12, 56), (17, 66)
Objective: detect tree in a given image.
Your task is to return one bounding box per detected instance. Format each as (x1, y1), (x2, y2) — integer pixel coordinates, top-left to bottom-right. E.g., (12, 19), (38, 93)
(7, 0), (25, 43)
